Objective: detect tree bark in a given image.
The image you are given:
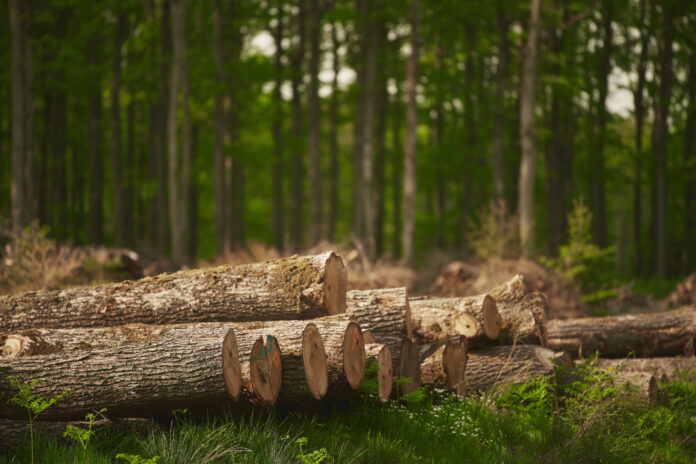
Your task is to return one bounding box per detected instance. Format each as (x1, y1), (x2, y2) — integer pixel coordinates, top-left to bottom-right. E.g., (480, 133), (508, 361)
(346, 287), (412, 338)
(374, 40), (388, 256)
(327, 19), (340, 243)
(23, 12), (36, 226)
(685, 45), (696, 272)
(290, 0), (306, 252)
(632, 0), (648, 275)
(402, 0), (420, 264)
(364, 343), (393, 403)
(391, 88), (403, 257)
(518, 0), (542, 257)
(492, 4), (509, 204)
(307, 0), (323, 245)
(9, 0), (25, 235)
(0, 252), (346, 331)
(88, 35), (104, 245)
(547, 306), (696, 358)
(112, 12), (127, 247)
(212, 0), (226, 257)
(489, 274), (548, 345)
(271, 2), (284, 252)
(156, 0), (171, 255)
(466, 345), (556, 392)
(409, 294), (500, 345)
(420, 336), (467, 396)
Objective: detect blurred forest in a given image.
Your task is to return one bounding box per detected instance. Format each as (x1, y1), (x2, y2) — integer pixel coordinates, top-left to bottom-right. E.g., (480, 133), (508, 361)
(2, 0), (695, 279)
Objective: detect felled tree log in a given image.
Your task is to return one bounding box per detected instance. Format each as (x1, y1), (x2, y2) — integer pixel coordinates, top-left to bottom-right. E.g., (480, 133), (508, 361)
(420, 337), (468, 396)
(585, 357), (696, 396)
(490, 275), (548, 345)
(346, 287), (412, 338)
(546, 306), (696, 358)
(364, 343), (393, 403)
(0, 417), (151, 446)
(0, 252), (346, 331)
(396, 338), (421, 397)
(465, 345), (557, 392)
(409, 294), (499, 345)
(313, 320), (366, 396)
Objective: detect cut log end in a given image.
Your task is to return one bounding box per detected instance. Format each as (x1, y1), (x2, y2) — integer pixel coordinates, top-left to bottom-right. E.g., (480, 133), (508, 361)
(1, 335), (24, 358)
(405, 299), (414, 339)
(302, 324), (328, 399)
(398, 338), (421, 396)
(482, 294), (501, 340)
(221, 329), (241, 401)
(376, 345), (393, 403)
(250, 335), (282, 406)
(443, 337), (468, 396)
(453, 313), (478, 339)
(343, 322), (366, 389)
(323, 253), (347, 315)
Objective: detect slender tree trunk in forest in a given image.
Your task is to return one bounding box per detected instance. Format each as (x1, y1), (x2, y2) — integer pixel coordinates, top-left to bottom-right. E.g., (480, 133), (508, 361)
(212, 0), (226, 256)
(352, 0), (367, 242)
(125, 101), (135, 246)
(88, 36), (103, 245)
(518, 0), (541, 257)
(290, 0), (306, 252)
(271, 3), (284, 252)
(434, 39), (445, 248)
(392, 89), (403, 257)
(652, 0), (673, 277)
(589, 0), (613, 248)
(633, 0), (648, 275)
(23, 16), (35, 225)
(328, 20), (340, 243)
(308, 0), (323, 245)
(157, 0), (171, 255)
(9, 0), (25, 235)
(189, 126), (198, 260)
(180, 9), (192, 264)
(50, 90), (68, 240)
(492, 4), (509, 205)
(461, 27), (476, 246)
(403, 0), (419, 264)
(685, 46), (696, 270)
(375, 68), (388, 257)
(112, 12), (127, 247)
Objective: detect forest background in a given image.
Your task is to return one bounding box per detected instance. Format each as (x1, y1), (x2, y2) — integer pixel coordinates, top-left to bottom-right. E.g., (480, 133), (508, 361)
(2, 0), (695, 285)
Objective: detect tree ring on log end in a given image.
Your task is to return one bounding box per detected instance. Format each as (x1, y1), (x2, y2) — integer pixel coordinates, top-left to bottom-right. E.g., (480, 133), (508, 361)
(453, 314), (478, 339)
(377, 345), (393, 403)
(302, 324), (328, 399)
(343, 322), (366, 389)
(443, 336), (468, 396)
(222, 329), (241, 401)
(482, 295), (501, 340)
(323, 253), (347, 315)
(250, 335), (282, 405)
(398, 338), (421, 396)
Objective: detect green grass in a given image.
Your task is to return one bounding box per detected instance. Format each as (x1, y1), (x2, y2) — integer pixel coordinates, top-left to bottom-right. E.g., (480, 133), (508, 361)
(3, 366), (696, 463)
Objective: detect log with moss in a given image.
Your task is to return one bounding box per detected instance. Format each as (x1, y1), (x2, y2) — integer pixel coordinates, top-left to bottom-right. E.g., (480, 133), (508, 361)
(546, 306), (696, 358)
(465, 345), (557, 392)
(490, 275), (548, 345)
(346, 287), (412, 338)
(409, 294), (499, 345)
(419, 336), (467, 396)
(364, 343), (393, 403)
(0, 252), (346, 331)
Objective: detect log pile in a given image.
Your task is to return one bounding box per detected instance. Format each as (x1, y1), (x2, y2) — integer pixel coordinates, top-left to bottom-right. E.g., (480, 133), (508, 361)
(2, 253), (695, 445)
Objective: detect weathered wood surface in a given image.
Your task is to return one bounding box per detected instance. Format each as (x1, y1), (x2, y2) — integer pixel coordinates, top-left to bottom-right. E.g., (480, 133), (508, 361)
(314, 320), (365, 396)
(490, 275), (548, 345)
(364, 343), (393, 403)
(586, 357), (696, 395)
(546, 306), (696, 358)
(346, 287), (412, 338)
(465, 345), (556, 392)
(420, 336), (467, 396)
(0, 418), (151, 446)
(0, 252), (346, 331)
(409, 294), (499, 345)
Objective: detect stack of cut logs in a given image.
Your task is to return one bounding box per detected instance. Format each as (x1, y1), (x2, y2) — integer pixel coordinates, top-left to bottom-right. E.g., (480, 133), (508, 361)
(1, 252), (695, 442)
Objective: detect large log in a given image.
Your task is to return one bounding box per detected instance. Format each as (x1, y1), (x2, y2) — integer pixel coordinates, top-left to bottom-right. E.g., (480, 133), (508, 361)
(364, 343), (393, 403)
(420, 336), (467, 396)
(587, 357), (696, 396)
(490, 275), (548, 345)
(409, 294), (499, 345)
(465, 345), (556, 392)
(346, 287), (412, 338)
(546, 306), (696, 358)
(0, 252), (346, 331)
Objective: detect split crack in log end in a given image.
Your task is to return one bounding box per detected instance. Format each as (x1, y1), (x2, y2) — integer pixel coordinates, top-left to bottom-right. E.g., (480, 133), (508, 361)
(221, 329), (241, 401)
(302, 323), (328, 400)
(323, 253), (347, 315)
(343, 322), (366, 390)
(250, 335), (282, 406)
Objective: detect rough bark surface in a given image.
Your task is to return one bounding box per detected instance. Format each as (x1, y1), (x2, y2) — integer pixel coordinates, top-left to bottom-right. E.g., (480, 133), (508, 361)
(1, 418), (151, 446)
(410, 294), (499, 345)
(490, 275), (548, 345)
(587, 357), (696, 396)
(0, 252), (346, 331)
(420, 337), (467, 396)
(547, 306), (696, 358)
(466, 345), (555, 392)
(346, 287), (412, 338)
(364, 343), (393, 403)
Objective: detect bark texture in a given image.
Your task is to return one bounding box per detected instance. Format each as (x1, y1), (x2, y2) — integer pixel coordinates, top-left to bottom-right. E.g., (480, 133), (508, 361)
(546, 306), (696, 358)
(490, 275), (547, 345)
(466, 345), (555, 392)
(315, 320), (365, 395)
(0, 252), (346, 331)
(346, 287), (412, 338)
(587, 357), (696, 396)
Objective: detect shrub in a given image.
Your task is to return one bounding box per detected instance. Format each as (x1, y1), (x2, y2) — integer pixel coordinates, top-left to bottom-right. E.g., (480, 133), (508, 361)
(468, 199), (520, 260)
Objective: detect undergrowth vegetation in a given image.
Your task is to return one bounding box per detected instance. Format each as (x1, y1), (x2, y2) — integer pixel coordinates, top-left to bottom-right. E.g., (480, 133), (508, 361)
(3, 361), (696, 463)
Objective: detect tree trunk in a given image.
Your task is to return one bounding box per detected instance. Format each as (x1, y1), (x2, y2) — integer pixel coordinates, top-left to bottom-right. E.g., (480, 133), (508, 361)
(466, 345), (556, 392)
(391, 88), (403, 257)
(518, 0), (542, 257)
(685, 44), (696, 271)
(374, 41), (388, 257)
(327, 20), (340, 243)
(402, 0), (420, 264)
(461, 27), (476, 243)
(307, 0), (323, 245)
(632, 0), (648, 275)
(290, 0), (306, 252)
(419, 336), (467, 396)
(212, 0), (226, 257)
(489, 274), (548, 345)
(0, 252), (346, 331)
(492, 4), (509, 204)
(364, 343), (392, 403)
(547, 306), (696, 358)
(9, 0), (25, 235)
(409, 294), (500, 345)
(124, 100), (135, 246)
(23, 12), (36, 226)
(88, 35), (103, 245)
(346, 287), (412, 338)
(156, 0), (171, 255)
(112, 12), (127, 247)
(652, 0), (673, 277)
(271, 2), (284, 252)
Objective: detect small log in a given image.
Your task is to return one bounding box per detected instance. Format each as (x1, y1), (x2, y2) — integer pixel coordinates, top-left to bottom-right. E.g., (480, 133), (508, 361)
(0, 417), (151, 446)
(364, 343), (393, 403)
(396, 338), (421, 397)
(465, 345), (556, 392)
(586, 357), (696, 396)
(546, 306), (696, 358)
(409, 294), (500, 345)
(346, 287), (412, 338)
(490, 275), (548, 345)
(0, 252), (346, 331)
(420, 336), (467, 396)
(313, 320), (366, 395)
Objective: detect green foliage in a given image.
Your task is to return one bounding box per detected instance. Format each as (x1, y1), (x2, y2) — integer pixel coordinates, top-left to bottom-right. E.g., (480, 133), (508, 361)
(468, 199), (520, 260)
(64, 408), (107, 454)
(295, 437), (330, 464)
(115, 454), (161, 464)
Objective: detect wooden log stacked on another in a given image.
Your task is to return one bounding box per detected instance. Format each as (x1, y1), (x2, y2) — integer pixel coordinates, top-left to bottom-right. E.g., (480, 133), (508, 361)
(465, 345), (558, 392)
(489, 275), (548, 346)
(346, 288), (412, 339)
(420, 337), (468, 396)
